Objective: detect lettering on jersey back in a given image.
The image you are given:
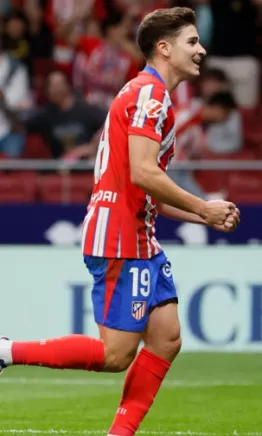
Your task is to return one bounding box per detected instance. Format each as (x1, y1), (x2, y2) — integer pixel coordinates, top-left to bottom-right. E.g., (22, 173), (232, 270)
(91, 190), (118, 204)
(118, 82), (130, 97)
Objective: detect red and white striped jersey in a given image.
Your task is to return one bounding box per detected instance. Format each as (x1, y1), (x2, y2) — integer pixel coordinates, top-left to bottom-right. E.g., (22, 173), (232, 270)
(82, 67), (176, 259)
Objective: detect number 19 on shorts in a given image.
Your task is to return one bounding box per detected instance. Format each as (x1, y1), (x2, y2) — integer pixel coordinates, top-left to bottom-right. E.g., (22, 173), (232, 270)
(129, 267), (150, 297)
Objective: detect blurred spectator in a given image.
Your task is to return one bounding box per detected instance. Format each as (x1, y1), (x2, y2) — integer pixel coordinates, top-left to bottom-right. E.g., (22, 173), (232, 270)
(198, 67), (230, 100)
(45, 0), (94, 75)
(190, 0), (213, 49)
(0, 35), (31, 157)
(72, 10), (142, 109)
(196, 68), (243, 153)
(174, 75), (243, 157)
(207, 0), (261, 108)
(24, 2), (53, 59)
(105, 0), (171, 37)
(0, 0), (12, 16)
(170, 73), (243, 197)
(203, 91), (243, 154)
(170, 80), (207, 198)
(2, 9), (31, 73)
(94, 0), (170, 20)
(24, 70), (107, 159)
(172, 80), (193, 111)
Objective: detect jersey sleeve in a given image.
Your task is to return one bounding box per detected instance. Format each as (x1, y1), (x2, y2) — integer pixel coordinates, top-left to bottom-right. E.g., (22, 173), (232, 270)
(127, 84), (169, 143)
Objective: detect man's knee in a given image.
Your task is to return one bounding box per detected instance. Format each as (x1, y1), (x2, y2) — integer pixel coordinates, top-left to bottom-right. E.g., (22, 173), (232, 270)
(164, 334), (182, 362)
(98, 325), (141, 373)
(103, 345), (137, 372)
(145, 330), (182, 362)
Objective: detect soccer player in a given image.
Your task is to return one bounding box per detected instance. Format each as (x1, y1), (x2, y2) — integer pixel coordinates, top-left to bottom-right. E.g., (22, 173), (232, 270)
(0, 7), (240, 436)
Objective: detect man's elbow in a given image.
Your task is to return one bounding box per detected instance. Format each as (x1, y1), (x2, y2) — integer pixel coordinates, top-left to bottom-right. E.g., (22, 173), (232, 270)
(130, 164), (156, 188)
(130, 167), (145, 187)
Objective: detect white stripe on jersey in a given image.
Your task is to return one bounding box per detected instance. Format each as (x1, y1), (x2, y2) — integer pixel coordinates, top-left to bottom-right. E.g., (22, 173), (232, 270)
(152, 235), (161, 254)
(92, 207), (110, 257)
(162, 124), (176, 147)
(151, 225), (162, 253)
(81, 206), (95, 253)
(159, 125), (176, 158)
(136, 230), (141, 259)
(117, 232), (121, 258)
(145, 195), (153, 258)
(154, 91), (171, 136)
(131, 84), (154, 128)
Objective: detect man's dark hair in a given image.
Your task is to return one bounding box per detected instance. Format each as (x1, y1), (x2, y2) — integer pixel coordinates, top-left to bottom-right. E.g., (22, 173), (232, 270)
(207, 91), (238, 110)
(137, 7), (196, 59)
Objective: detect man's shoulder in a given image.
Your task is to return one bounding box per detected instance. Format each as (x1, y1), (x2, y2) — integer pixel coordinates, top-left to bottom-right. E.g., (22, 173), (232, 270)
(118, 74), (166, 105)
(131, 73), (166, 91)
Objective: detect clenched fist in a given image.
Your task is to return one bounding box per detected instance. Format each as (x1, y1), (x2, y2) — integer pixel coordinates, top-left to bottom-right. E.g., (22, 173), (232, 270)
(210, 208), (240, 233)
(199, 200), (237, 226)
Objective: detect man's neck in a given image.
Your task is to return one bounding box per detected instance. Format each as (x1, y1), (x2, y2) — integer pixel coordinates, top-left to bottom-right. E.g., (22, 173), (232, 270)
(146, 60), (181, 94)
(58, 95), (74, 111)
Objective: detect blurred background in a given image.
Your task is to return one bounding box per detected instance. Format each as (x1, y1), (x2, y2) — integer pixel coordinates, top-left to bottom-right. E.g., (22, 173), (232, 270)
(0, 0), (262, 351)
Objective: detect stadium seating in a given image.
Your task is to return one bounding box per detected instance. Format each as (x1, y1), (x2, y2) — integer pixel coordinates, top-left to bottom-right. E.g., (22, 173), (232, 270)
(0, 171), (38, 202)
(0, 170), (94, 204)
(39, 172), (94, 204)
(22, 134), (52, 160)
(227, 171), (262, 203)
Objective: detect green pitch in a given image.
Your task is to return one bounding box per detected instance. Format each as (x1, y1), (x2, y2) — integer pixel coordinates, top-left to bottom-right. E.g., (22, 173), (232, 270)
(0, 353), (262, 436)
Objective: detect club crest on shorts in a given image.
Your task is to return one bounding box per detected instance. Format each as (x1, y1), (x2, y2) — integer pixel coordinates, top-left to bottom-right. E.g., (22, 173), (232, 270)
(132, 301), (146, 320)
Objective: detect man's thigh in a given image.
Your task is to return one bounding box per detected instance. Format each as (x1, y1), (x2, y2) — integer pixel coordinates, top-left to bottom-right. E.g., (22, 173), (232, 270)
(84, 255), (159, 333)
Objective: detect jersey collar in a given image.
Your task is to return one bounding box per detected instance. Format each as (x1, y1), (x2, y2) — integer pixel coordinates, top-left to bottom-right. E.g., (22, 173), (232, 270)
(142, 66), (165, 86)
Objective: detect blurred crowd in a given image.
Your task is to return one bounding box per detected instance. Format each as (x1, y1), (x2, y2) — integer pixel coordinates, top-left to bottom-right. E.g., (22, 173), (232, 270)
(0, 0), (262, 201)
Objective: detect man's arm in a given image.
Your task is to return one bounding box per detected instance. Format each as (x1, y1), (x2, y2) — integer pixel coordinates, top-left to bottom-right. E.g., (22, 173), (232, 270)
(158, 203), (205, 224)
(129, 135), (235, 226)
(129, 135), (205, 214)
(158, 203), (240, 232)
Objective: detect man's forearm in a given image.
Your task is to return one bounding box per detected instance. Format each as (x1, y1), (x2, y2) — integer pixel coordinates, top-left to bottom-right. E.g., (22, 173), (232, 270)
(133, 165), (206, 216)
(158, 203), (206, 225)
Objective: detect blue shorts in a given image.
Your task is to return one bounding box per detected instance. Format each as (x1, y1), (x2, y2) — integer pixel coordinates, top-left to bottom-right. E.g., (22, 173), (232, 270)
(84, 251), (178, 332)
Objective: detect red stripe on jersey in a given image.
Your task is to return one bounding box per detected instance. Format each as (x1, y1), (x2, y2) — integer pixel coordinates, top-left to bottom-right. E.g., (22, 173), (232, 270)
(103, 259), (124, 322)
(104, 211), (122, 257)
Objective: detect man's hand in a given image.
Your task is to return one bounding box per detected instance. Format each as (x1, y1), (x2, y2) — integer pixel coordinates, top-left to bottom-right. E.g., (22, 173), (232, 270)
(199, 200), (237, 226)
(208, 208), (240, 232)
